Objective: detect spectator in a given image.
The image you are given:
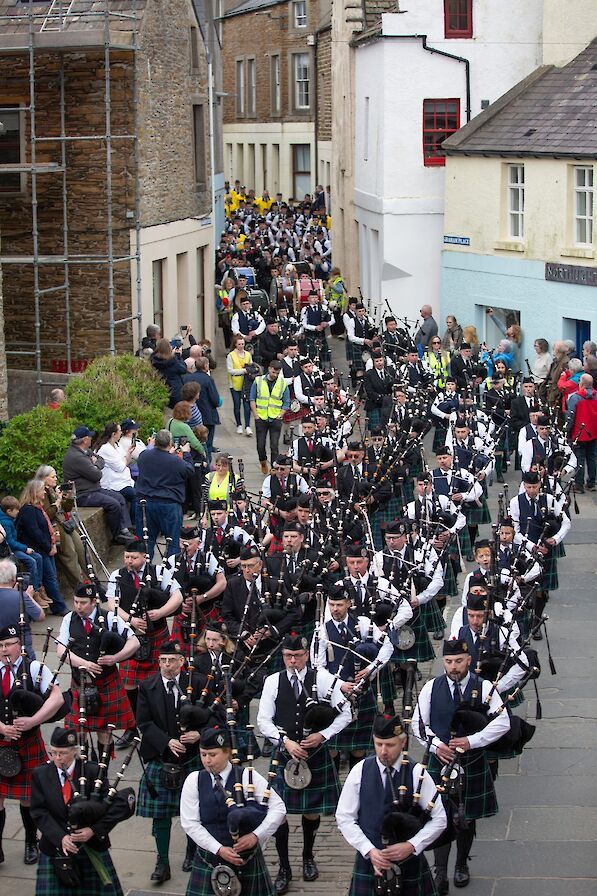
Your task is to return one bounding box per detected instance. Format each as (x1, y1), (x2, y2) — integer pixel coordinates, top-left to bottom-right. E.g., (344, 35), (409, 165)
(547, 341), (572, 411)
(135, 429), (195, 559)
(487, 310), (523, 373)
(462, 324), (480, 358)
(216, 275), (235, 348)
(167, 401), (207, 518)
(530, 338), (552, 388)
(481, 339), (514, 377)
(441, 315), (463, 353)
(250, 360), (290, 475)
(95, 423), (137, 527)
(563, 338), (579, 359)
(566, 373), (597, 493)
(46, 388), (65, 410)
(557, 358), (584, 412)
(227, 334), (254, 435)
(35, 465), (86, 588)
(414, 304), (438, 351)
(62, 425), (131, 545)
(0, 496), (45, 604)
(206, 454), (233, 507)
(0, 558), (44, 656)
(584, 354), (597, 389)
(16, 479), (69, 615)
(150, 337), (187, 408)
(119, 419), (146, 479)
(181, 379), (203, 429)
(184, 356), (221, 461)
(583, 340), (597, 361)
(141, 323), (161, 352)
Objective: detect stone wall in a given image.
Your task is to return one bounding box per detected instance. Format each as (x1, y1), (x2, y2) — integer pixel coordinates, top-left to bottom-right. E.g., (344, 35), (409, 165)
(0, 240), (7, 421)
(316, 25), (332, 141)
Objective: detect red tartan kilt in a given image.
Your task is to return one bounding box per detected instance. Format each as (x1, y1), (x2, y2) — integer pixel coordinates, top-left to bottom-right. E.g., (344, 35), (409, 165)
(267, 536), (284, 555)
(119, 623), (169, 689)
(66, 668), (136, 732)
(0, 729), (48, 801)
(283, 405), (309, 425)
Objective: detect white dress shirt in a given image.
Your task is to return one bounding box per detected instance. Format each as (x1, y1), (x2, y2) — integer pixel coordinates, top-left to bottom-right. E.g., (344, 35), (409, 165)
(310, 615), (394, 673)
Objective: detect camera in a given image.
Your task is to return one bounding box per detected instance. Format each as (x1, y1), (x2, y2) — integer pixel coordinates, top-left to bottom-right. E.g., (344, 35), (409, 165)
(180, 324), (189, 333)
(59, 481), (74, 494)
(171, 337), (183, 350)
(131, 433), (137, 447)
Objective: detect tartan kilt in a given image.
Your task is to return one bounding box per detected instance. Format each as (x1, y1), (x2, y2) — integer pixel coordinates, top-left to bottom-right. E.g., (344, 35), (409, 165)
(553, 541), (566, 558)
(457, 526), (472, 557)
(442, 560), (458, 598)
(170, 612), (190, 646)
(380, 664), (397, 708)
(432, 424), (449, 452)
(366, 408), (381, 431)
(350, 851), (437, 896)
(347, 341), (365, 370)
(36, 849), (123, 896)
(0, 729), (48, 801)
(541, 554), (559, 591)
(118, 622), (169, 689)
(392, 612), (435, 664)
(372, 497), (402, 550)
(303, 333), (331, 363)
(420, 598), (446, 634)
(137, 755), (202, 819)
(401, 478), (415, 505)
(328, 688), (374, 754)
(66, 668), (136, 732)
(463, 497), (491, 526)
(514, 606), (533, 641)
(428, 751), (498, 821)
(283, 404), (309, 425)
(301, 618), (317, 644)
(272, 744), (340, 815)
(188, 846), (275, 896)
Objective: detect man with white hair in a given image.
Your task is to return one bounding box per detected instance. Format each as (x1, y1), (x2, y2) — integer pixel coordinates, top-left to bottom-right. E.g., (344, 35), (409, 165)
(414, 304), (438, 350)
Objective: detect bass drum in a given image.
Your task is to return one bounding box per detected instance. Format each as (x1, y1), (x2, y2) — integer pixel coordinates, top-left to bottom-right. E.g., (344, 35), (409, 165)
(296, 277), (325, 311)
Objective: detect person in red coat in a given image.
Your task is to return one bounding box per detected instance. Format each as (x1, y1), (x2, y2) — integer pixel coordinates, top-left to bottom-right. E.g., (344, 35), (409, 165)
(566, 373), (597, 493)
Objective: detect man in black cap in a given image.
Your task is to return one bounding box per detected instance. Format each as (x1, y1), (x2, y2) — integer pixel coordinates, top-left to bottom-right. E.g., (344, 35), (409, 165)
(137, 640), (217, 883)
(300, 291), (332, 364)
(257, 632), (352, 893)
(57, 583), (140, 755)
(106, 539), (184, 750)
(364, 352), (394, 430)
(291, 416), (335, 478)
(30, 726), (133, 894)
(520, 414), (576, 476)
(202, 502), (255, 575)
(260, 315), (285, 368)
(431, 446), (483, 562)
(345, 303), (375, 383)
(0, 624), (65, 865)
(449, 343), (475, 392)
(180, 724), (286, 895)
(293, 357), (320, 408)
(412, 640), (510, 892)
(336, 442), (369, 502)
(509, 378), (539, 440)
(336, 712), (446, 896)
(62, 426), (131, 545)
(266, 521), (323, 639)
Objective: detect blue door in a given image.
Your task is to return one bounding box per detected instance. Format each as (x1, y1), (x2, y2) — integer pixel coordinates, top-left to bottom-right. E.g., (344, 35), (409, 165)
(576, 319), (591, 356)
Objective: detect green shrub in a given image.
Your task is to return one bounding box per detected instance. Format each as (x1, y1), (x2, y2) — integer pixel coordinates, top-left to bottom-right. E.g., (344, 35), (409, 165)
(62, 354), (169, 441)
(0, 406), (77, 494)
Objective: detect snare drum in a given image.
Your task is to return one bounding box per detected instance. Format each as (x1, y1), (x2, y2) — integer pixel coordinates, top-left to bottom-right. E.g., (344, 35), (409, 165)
(296, 278), (325, 310)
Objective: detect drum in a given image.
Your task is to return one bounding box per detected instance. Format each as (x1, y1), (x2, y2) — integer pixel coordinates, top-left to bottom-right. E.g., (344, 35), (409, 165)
(276, 275), (297, 307)
(235, 266), (256, 286)
(296, 278), (325, 311)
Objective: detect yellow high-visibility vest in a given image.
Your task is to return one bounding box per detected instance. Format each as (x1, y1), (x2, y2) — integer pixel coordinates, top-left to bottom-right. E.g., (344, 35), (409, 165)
(255, 374), (285, 420)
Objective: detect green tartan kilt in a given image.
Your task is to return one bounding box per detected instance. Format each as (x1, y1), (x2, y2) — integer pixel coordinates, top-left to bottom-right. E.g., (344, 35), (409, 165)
(304, 333), (331, 363)
(541, 554), (559, 591)
(553, 541), (566, 558)
(272, 744), (340, 815)
(328, 688), (374, 754)
(428, 751), (498, 821)
(301, 619), (317, 644)
(420, 598), (446, 633)
(188, 846), (275, 896)
(137, 756), (202, 819)
(442, 560), (458, 597)
(346, 340), (364, 369)
(400, 478), (414, 505)
(380, 663), (397, 707)
(463, 497), (491, 526)
(500, 685), (525, 709)
(367, 408), (382, 431)
(514, 606), (533, 641)
(349, 851), (437, 896)
(392, 612), (435, 664)
(36, 850), (123, 896)
(372, 498), (401, 550)
(457, 526), (472, 557)
(433, 423), (449, 452)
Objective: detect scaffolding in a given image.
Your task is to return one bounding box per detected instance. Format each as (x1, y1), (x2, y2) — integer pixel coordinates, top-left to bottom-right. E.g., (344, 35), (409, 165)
(0, 0), (142, 402)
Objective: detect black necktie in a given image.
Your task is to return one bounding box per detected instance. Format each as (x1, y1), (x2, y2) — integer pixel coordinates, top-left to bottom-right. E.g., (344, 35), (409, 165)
(338, 622), (348, 644)
(166, 679), (176, 706)
(453, 682), (463, 705)
(291, 673), (301, 700)
(384, 767), (396, 802)
(213, 773), (223, 796)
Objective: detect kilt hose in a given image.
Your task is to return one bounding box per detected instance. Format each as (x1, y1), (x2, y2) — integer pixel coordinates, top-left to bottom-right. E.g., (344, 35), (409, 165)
(349, 851), (438, 896)
(428, 751), (498, 821)
(137, 755), (202, 819)
(392, 611), (435, 664)
(65, 668), (136, 733)
(36, 849), (123, 896)
(188, 845), (275, 896)
(0, 729), (48, 802)
(272, 744), (340, 815)
(118, 622), (169, 690)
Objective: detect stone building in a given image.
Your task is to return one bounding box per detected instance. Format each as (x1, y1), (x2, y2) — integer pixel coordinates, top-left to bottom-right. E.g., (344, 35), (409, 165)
(0, 0), (221, 401)
(222, 0), (331, 199)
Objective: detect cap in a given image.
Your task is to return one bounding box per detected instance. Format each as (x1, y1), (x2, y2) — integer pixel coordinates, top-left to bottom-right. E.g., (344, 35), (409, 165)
(460, 342), (471, 350)
(0, 624), (19, 641)
(385, 519), (409, 536)
(442, 639), (470, 656)
(537, 415), (550, 427)
(328, 582), (351, 602)
(240, 545), (261, 562)
(203, 620), (228, 636)
(282, 632), (308, 651)
(274, 455), (292, 467)
(466, 593), (487, 611)
(435, 445), (452, 457)
(121, 419), (141, 431)
(283, 521), (304, 534)
(159, 641), (184, 656)
(347, 440), (365, 452)
(200, 726), (231, 750)
(124, 538), (146, 554)
(522, 471), (540, 485)
(345, 543), (369, 559)
(474, 539), (491, 551)
(372, 713), (404, 740)
(180, 525), (201, 540)
(50, 727), (78, 748)
(72, 426), (95, 440)
(74, 582), (96, 600)
(208, 499), (228, 512)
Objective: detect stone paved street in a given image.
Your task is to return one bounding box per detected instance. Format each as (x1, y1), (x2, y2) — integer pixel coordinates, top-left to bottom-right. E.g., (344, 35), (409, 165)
(2, 340), (596, 894)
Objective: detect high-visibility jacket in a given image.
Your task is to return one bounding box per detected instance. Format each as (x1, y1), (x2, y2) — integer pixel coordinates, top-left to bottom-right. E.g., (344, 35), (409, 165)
(255, 374), (285, 420)
(228, 349), (251, 392)
(426, 350), (449, 389)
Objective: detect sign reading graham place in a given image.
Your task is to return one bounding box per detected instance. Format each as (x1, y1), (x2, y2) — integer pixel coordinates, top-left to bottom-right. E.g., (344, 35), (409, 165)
(545, 262), (597, 287)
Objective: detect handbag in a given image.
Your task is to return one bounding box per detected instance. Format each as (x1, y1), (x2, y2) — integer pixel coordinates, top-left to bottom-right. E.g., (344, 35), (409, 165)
(51, 853), (82, 887)
(59, 514), (77, 534)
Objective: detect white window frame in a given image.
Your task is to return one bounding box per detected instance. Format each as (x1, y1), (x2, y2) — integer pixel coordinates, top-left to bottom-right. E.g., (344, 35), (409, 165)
(247, 58), (256, 117)
(293, 52), (310, 111)
(271, 54), (281, 114)
(574, 165), (594, 246)
(507, 164), (524, 240)
(293, 0), (307, 27)
(235, 59), (245, 117)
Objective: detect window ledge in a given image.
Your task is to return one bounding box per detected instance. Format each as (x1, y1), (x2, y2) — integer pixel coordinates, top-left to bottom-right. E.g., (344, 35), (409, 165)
(561, 246), (595, 259)
(494, 240), (525, 252)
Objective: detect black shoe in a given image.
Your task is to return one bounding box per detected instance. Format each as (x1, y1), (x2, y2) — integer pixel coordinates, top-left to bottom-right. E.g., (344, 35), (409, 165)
(587, 483), (596, 491)
(275, 865), (292, 894)
(532, 628), (543, 641)
(432, 630), (444, 640)
(496, 473), (505, 483)
(465, 553), (475, 562)
(24, 842), (39, 865)
(150, 860), (171, 884)
(0, 845), (3, 864)
(112, 534), (130, 545)
(182, 846), (195, 872)
(303, 857), (319, 881)
(454, 864), (470, 888)
(261, 740), (273, 757)
(434, 869), (449, 894)
(116, 729), (137, 750)
(576, 485), (585, 494)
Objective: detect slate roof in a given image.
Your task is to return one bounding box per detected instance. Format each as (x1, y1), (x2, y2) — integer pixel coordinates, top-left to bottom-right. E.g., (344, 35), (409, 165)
(444, 39), (597, 159)
(0, 0), (146, 35)
(223, 0), (286, 19)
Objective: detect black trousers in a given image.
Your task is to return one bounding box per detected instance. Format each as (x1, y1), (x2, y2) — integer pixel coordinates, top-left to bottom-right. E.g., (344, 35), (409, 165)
(255, 418), (282, 463)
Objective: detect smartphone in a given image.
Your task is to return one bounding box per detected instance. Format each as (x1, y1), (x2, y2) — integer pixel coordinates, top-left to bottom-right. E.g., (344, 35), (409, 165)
(131, 433), (137, 447)
(180, 324), (188, 333)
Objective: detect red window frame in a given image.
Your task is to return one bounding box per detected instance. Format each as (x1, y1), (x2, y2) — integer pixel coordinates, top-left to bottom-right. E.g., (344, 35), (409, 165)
(422, 99), (460, 167)
(444, 0), (473, 39)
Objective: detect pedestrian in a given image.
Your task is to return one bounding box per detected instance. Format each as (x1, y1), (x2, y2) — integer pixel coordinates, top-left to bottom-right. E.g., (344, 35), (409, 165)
(184, 356), (221, 460)
(0, 558), (45, 656)
(151, 337), (188, 407)
(414, 304), (438, 351)
(16, 479), (69, 616)
(135, 429), (196, 560)
(566, 373), (597, 492)
(227, 334), (254, 435)
(250, 360), (290, 475)
(441, 314), (463, 353)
